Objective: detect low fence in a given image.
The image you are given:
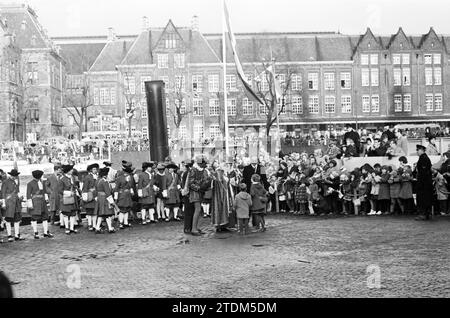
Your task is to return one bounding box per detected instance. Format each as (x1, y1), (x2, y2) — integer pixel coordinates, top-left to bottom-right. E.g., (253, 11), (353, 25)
(342, 156), (442, 171)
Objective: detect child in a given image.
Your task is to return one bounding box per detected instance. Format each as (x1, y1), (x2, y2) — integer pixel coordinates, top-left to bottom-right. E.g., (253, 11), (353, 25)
(285, 172), (297, 214)
(369, 171), (381, 215)
(294, 177), (309, 215)
(433, 169), (448, 216)
(399, 165), (415, 214)
(340, 173), (353, 215)
(268, 175), (278, 213)
(250, 174), (269, 232)
(308, 177), (319, 215)
(378, 166), (391, 215)
(388, 168), (404, 215)
(323, 171), (340, 215)
(233, 184), (253, 235)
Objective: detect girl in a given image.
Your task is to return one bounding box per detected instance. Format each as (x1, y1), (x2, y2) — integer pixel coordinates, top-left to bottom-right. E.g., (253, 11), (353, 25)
(340, 173), (353, 215)
(399, 165), (415, 215)
(433, 169), (448, 216)
(389, 168), (404, 215)
(294, 177), (309, 215)
(378, 166), (391, 215)
(250, 174), (268, 232)
(369, 171), (381, 215)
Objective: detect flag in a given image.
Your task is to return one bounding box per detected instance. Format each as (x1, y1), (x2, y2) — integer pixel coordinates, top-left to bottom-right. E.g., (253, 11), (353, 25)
(224, 1), (263, 105)
(266, 65), (283, 100)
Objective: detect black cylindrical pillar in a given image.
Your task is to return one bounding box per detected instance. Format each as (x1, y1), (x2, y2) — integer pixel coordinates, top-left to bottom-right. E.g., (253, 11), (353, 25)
(145, 81), (169, 162)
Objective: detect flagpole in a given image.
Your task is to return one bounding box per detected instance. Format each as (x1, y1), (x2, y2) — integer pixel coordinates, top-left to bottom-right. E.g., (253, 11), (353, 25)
(222, 0), (230, 161)
(271, 49), (281, 153)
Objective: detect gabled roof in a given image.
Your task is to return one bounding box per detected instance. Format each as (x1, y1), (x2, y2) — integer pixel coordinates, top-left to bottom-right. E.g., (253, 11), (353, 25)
(152, 20), (188, 51)
(59, 42), (106, 74)
(89, 39), (134, 72)
(0, 4), (50, 49)
(419, 27), (444, 49)
(387, 28), (414, 50)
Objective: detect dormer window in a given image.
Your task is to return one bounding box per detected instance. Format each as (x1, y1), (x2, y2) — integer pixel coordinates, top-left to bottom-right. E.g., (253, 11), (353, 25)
(21, 20), (27, 30)
(31, 35), (37, 46)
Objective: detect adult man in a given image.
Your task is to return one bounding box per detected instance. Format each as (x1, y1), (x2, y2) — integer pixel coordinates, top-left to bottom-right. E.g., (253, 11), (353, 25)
(386, 140), (406, 157)
(1, 169), (24, 242)
(180, 161), (195, 235)
(395, 130), (409, 156)
(426, 136), (440, 156)
(414, 145), (434, 221)
(27, 170), (53, 239)
(82, 163), (99, 231)
(45, 164), (62, 226)
(343, 124), (360, 155)
(243, 156), (268, 191)
(381, 125), (395, 142)
(188, 156), (211, 236)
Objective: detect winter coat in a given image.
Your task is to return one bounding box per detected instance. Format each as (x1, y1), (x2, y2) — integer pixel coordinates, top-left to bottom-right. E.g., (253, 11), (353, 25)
(165, 171), (180, 205)
(415, 153), (434, 209)
(434, 173), (448, 201)
(137, 171), (156, 205)
(388, 175), (401, 199)
(114, 172), (135, 208)
(27, 179), (48, 216)
(399, 173), (414, 199)
(81, 173), (97, 210)
(95, 178), (114, 216)
(308, 183), (320, 201)
(1, 178), (22, 219)
(45, 173), (61, 212)
(378, 173), (391, 200)
(233, 191), (252, 219)
(250, 183), (268, 213)
(294, 184), (309, 203)
(59, 174), (78, 213)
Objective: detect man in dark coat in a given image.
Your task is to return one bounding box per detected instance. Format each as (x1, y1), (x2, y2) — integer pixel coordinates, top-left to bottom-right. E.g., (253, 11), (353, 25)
(414, 145), (434, 220)
(243, 157), (268, 191)
(343, 124), (361, 155)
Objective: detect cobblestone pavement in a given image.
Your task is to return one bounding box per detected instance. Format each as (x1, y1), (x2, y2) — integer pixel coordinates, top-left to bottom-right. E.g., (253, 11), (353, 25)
(1, 214), (449, 298)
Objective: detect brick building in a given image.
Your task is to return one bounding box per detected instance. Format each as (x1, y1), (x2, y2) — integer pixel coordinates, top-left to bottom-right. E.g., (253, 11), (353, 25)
(0, 3), (66, 141)
(53, 17), (450, 141)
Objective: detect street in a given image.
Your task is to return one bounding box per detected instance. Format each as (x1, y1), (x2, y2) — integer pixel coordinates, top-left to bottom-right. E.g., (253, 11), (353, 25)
(1, 214), (449, 298)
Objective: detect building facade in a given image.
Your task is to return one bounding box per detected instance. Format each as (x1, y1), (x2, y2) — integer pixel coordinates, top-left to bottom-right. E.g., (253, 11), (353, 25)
(53, 17), (450, 141)
(0, 3), (66, 142)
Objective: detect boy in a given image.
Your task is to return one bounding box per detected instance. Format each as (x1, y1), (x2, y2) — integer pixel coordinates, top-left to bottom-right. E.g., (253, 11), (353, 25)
(233, 184), (252, 235)
(250, 175), (268, 232)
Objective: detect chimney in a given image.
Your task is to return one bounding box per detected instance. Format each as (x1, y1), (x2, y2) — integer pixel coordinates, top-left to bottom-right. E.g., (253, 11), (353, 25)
(142, 16), (149, 31)
(191, 15), (199, 32)
(107, 27), (117, 42)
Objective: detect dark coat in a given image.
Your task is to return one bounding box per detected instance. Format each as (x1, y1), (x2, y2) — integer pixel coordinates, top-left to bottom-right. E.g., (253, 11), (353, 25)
(95, 178), (114, 216)
(45, 173), (61, 212)
(188, 167), (210, 203)
(243, 164), (269, 190)
(154, 172), (168, 199)
(378, 173), (391, 200)
(399, 174), (414, 199)
(1, 178), (22, 219)
(165, 171), (180, 205)
(388, 175), (401, 199)
(27, 179), (48, 216)
(415, 153), (434, 209)
(82, 173), (97, 210)
(250, 183), (268, 213)
(114, 172), (135, 208)
(344, 130), (361, 153)
(137, 171), (156, 205)
(59, 175), (78, 213)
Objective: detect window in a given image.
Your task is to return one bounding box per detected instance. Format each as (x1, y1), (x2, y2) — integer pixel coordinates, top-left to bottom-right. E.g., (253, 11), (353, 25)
(260, 77), (269, 92)
(174, 53), (185, 69)
(124, 76), (135, 94)
(100, 88), (110, 105)
(402, 54), (410, 65)
(94, 88), (99, 105)
(394, 95), (403, 112)
(394, 69), (402, 86)
(27, 62), (38, 84)
(291, 74), (302, 91)
(308, 73), (318, 90)
(393, 54), (401, 65)
(292, 96), (303, 114)
(142, 127), (148, 137)
(227, 99), (236, 116)
(242, 98), (253, 115)
(341, 96), (352, 114)
(371, 95), (379, 112)
(209, 125), (221, 138)
(140, 76), (152, 94)
(175, 99), (186, 114)
(362, 69), (370, 87)
(324, 73), (335, 90)
(110, 88), (116, 104)
(370, 54), (379, 65)
(165, 34), (177, 49)
(260, 104), (267, 115)
(434, 68), (442, 85)
(426, 94), (434, 111)
(433, 54), (441, 65)
(141, 107), (148, 119)
(403, 68), (410, 86)
(324, 96), (335, 113)
(245, 74), (253, 88)
(425, 68), (433, 86)
(435, 94), (443, 111)
(361, 54), (369, 65)
(371, 69), (379, 86)
(340, 72), (351, 89)
(362, 95), (370, 113)
(208, 74), (219, 92)
(308, 95), (319, 114)
(193, 124), (204, 140)
(175, 75), (185, 92)
(277, 74), (286, 89)
(226, 75), (237, 91)
(179, 125), (187, 139)
(424, 54), (433, 65)
(157, 54), (169, 69)
(209, 99), (219, 116)
(192, 75), (203, 93)
(403, 95), (412, 112)
(193, 99), (204, 116)
(160, 76), (169, 88)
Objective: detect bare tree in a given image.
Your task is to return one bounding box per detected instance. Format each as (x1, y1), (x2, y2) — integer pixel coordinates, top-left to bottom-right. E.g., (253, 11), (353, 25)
(120, 68), (139, 138)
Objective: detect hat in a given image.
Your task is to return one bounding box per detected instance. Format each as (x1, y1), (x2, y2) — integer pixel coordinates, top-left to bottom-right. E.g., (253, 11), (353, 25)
(7, 169), (20, 177)
(87, 163), (100, 172)
(72, 169), (79, 177)
(32, 170), (44, 179)
(61, 165), (74, 174)
(156, 163), (166, 170)
(166, 162), (179, 170)
(103, 161), (113, 167)
(184, 160), (194, 168)
(99, 167), (110, 178)
(142, 162), (153, 171)
(416, 144), (426, 151)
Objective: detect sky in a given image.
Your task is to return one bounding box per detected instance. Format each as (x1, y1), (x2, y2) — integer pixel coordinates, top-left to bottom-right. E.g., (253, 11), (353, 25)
(20, 0), (450, 37)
